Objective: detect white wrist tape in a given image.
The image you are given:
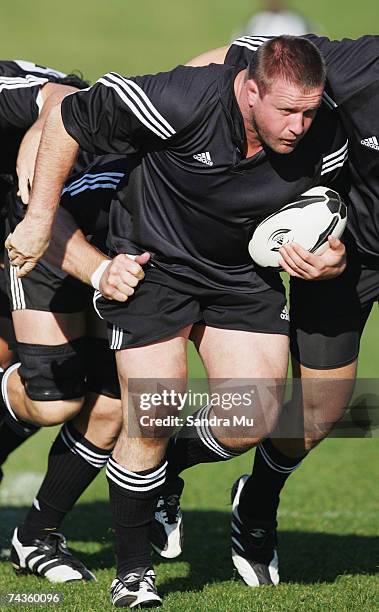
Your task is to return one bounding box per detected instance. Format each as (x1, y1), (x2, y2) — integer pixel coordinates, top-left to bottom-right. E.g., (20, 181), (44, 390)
(90, 260), (111, 290)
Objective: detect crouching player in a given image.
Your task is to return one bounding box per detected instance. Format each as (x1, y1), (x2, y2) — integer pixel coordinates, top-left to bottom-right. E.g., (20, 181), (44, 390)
(0, 58), (147, 583)
(0, 58), (89, 477)
(1, 154), (129, 581)
(3, 163), (150, 582)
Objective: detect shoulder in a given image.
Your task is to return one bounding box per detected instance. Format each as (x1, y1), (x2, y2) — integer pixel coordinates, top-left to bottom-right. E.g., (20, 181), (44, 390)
(132, 64), (227, 104)
(97, 64), (229, 132)
(225, 36), (270, 68)
(0, 59), (63, 80)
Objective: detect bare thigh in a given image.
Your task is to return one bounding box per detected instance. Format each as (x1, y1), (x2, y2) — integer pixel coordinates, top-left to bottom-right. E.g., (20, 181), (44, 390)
(8, 309), (87, 425)
(193, 325), (289, 446)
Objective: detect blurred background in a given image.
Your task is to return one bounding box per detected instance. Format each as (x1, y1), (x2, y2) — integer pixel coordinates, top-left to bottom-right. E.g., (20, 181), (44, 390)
(0, 0), (377, 79)
(0, 2), (377, 609)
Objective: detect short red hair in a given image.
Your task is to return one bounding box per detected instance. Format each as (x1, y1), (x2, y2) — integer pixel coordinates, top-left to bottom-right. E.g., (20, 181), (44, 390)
(247, 35), (326, 94)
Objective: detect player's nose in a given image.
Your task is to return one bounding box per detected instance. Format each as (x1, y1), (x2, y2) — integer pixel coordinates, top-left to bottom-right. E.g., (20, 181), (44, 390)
(289, 113), (304, 136)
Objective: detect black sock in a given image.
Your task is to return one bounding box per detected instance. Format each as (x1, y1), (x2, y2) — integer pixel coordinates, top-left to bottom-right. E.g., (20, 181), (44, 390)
(166, 404), (242, 482)
(238, 438), (305, 530)
(0, 421), (39, 466)
(106, 456), (167, 576)
(18, 422), (111, 543)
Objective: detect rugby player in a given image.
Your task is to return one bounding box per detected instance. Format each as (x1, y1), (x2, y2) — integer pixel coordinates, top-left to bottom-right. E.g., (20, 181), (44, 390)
(0, 59), (88, 483)
(0, 60), (142, 583)
(3, 159), (150, 583)
(7, 37), (348, 607)
(155, 34), (379, 588)
(227, 33), (379, 588)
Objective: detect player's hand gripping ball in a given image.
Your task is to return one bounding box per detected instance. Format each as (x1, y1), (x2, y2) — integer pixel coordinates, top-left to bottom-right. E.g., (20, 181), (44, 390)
(248, 186), (347, 269)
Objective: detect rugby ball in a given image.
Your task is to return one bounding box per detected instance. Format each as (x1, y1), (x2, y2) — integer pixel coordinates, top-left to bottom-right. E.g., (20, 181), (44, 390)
(248, 186), (347, 268)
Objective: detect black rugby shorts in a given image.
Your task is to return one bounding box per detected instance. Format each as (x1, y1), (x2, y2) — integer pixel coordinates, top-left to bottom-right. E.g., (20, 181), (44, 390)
(94, 265), (289, 350)
(290, 250), (379, 370)
(5, 250), (92, 314)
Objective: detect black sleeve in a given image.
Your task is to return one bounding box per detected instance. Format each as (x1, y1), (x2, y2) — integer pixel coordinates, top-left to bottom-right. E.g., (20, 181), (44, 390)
(225, 36), (272, 68)
(305, 35), (379, 104)
(0, 60), (52, 130)
(61, 64), (223, 155)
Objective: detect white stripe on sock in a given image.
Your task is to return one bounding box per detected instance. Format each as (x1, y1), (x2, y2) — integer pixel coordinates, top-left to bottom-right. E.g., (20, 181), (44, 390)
(60, 426), (109, 468)
(258, 443), (301, 474)
(106, 464), (166, 492)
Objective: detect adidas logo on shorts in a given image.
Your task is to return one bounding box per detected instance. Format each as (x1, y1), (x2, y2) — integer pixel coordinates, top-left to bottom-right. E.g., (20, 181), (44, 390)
(280, 306), (290, 321)
(361, 136), (379, 151)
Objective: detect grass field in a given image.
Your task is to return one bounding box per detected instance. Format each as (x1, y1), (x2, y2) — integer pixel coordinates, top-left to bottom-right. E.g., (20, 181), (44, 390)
(0, 0), (378, 610)
(1, 432), (378, 611)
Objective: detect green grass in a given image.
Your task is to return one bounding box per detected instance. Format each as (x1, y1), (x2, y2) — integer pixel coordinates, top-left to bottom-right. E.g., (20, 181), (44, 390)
(1, 435), (378, 611)
(0, 1), (379, 609)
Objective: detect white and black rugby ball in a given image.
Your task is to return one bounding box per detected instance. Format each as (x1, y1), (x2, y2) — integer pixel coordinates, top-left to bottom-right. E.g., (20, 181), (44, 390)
(248, 186), (347, 268)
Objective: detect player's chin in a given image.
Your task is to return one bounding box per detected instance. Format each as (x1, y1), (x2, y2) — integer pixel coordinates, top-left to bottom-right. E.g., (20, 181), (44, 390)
(274, 141), (298, 154)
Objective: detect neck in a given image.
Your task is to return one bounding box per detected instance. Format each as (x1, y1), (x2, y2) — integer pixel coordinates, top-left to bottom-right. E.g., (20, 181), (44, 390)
(234, 70), (263, 157)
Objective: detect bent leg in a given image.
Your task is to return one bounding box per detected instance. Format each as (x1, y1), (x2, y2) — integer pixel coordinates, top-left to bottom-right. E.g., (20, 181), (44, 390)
(274, 358), (357, 457)
(108, 327), (191, 577)
(16, 328), (123, 557)
(196, 326), (289, 448)
(164, 326), (289, 486)
(237, 268), (369, 560)
(5, 309), (87, 426)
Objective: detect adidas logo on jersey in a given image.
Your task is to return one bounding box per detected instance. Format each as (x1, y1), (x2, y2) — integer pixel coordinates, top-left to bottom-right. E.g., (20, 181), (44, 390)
(361, 136), (379, 151)
(280, 306), (290, 321)
(193, 152), (213, 166)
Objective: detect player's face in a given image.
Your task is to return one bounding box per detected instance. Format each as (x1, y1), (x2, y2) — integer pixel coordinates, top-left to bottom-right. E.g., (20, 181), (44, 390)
(251, 78), (323, 154)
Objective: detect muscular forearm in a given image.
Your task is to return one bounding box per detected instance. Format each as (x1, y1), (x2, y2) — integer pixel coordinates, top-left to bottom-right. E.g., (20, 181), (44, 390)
(17, 84), (80, 204)
(44, 207), (109, 285)
(44, 206), (149, 303)
(26, 103), (79, 235)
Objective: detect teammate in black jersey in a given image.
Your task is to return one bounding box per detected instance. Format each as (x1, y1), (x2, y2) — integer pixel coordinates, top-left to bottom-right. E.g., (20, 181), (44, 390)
(9, 37), (348, 607)
(0, 59), (88, 478)
(6, 154), (151, 585)
(0, 60), (143, 584)
(169, 34), (379, 588)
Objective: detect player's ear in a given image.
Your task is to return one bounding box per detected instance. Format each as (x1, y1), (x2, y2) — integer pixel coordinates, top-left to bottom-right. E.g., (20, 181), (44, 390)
(245, 78), (260, 108)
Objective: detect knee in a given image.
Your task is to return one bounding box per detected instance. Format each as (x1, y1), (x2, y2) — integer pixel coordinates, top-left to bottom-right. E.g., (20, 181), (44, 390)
(16, 339), (88, 401)
(90, 395), (122, 425)
(76, 394), (122, 448)
(216, 436), (260, 452)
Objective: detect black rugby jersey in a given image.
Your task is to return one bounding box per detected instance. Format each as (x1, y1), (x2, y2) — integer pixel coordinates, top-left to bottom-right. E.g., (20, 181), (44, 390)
(226, 35), (379, 259)
(0, 60), (103, 233)
(61, 63), (347, 293)
(0, 60), (94, 194)
(0, 60), (61, 221)
(0, 60), (66, 176)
